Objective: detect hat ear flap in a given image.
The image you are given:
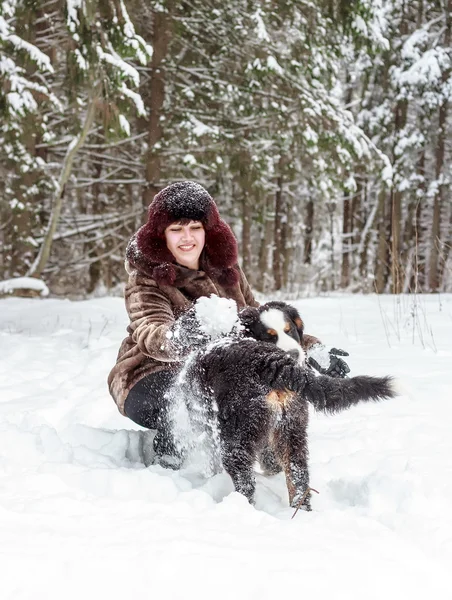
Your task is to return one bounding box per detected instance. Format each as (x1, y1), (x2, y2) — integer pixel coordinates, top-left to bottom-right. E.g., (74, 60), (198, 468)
(204, 220), (238, 270)
(152, 263), (178, 285)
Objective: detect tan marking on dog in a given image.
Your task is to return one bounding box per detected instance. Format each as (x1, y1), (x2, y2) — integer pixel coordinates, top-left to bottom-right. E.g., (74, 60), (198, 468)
(285, 471), (297, 505)
(283, 323), (291, 333)
(295, 317), (304, 330)
(267, 328), (277, 336)
(265, 389), (296, 409)
(280, 446), (297, 505)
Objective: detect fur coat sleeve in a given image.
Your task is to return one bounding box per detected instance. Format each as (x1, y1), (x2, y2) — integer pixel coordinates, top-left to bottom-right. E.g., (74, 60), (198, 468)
(125, 272), (179, 363)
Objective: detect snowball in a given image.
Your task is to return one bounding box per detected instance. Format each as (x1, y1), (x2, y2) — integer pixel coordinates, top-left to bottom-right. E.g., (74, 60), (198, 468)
(194, 295), (239, 339)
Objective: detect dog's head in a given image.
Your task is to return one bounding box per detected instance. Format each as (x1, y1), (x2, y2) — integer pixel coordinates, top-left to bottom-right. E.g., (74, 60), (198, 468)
(239, 301), (305, 363)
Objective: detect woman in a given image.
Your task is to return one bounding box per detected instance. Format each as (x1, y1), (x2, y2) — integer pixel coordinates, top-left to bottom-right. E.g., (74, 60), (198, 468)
(108, 181), (348, 464)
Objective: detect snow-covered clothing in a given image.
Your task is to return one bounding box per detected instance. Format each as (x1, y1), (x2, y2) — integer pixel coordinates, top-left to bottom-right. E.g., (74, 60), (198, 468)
(108, 180), (323, 417)
(108, 181), (259, 415)
(108, 260), (258, 415)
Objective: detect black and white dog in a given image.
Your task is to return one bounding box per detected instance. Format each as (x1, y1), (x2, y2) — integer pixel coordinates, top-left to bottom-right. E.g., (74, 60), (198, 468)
(179, 300), (396, 510)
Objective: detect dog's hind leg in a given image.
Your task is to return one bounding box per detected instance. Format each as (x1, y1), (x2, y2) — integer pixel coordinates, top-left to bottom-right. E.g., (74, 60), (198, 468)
(222, 443), (257, 503)
(272, 406), (311, 510)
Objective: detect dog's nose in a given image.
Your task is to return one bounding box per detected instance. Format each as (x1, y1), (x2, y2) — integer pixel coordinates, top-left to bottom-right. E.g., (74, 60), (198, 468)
(287, 349), (300, 361)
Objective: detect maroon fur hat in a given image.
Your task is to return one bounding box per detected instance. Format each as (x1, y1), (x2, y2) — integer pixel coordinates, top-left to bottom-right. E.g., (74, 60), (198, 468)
(126, 181), (239, 286)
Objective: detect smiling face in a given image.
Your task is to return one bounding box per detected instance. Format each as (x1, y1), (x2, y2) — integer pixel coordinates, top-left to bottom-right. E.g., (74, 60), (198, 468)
(164, 220), (206, 270)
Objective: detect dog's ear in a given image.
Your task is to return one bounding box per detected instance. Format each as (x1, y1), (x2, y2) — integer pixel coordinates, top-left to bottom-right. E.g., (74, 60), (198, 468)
(262, 301), (289, 311)
(286, 305), (304, 341)
(238, 307), (260, 336)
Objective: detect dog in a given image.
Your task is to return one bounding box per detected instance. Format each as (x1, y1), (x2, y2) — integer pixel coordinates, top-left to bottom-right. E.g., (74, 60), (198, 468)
(180, 300), (396, 510)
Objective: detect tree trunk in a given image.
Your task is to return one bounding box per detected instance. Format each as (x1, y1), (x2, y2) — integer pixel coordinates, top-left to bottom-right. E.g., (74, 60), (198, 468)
(407, 144), (427, 291)
(390, 186), (403, 294)
(241, 192), (252, 281)
(440, 209), (452, 289)
(273, 172), (284, 290)
(27, 84), (100, 279)
(87, 159), (104, 294)
(375, 189), (390, 293)
(430, 0), (451, 291)
(390, 98), (408, 294)
(341, 193), (351, 288)
(281, 199), (292, 288)
(143, 8), (171, 206)
(340, 69), (353, 289)
(429, 104), (448, 291)
(257, 195), (273, 292)
(327, 201), (337, 291)
(303, 199), (314, 265)
(351, 178), (362, 266)
(358, 179), (372, 287)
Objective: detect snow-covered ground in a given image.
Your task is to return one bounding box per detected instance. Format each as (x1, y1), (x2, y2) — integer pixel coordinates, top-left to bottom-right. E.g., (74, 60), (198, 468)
(1, 294), (451, 599)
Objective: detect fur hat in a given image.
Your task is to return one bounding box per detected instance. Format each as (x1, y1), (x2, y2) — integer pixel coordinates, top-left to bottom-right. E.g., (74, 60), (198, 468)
(126, 181), (239, 286)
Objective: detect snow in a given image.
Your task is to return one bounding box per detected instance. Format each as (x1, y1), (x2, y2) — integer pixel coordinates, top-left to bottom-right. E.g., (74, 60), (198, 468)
(194, 294), (239, 338)
(0, 277), (49, 296)
(306, 342), (331, 369)
(266, 55), (284, 75)
(118, 114), (131, 136)
(96, 46), (140, 87)
(188, 115), (220, 138)
(120, 83), (146, 117)
(0, 294), (451, 598)
(6, 35), (54, 73)
(252, 8), (270, 42)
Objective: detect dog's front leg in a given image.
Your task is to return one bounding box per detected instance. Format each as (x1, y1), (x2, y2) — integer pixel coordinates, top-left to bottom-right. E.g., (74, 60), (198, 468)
(259, 445), (282, 475)
(222, 443), (256, 504)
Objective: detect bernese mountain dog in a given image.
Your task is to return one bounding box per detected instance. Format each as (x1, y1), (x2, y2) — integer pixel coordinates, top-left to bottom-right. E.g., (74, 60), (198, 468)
(181, 301), (396, 510)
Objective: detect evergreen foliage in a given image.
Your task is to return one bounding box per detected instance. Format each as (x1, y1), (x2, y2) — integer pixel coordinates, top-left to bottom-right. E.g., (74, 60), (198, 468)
(1, 0), (451, 295)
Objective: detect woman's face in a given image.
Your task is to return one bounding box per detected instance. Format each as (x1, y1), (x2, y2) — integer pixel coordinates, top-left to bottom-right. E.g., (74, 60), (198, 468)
(164, 220), (206, 270)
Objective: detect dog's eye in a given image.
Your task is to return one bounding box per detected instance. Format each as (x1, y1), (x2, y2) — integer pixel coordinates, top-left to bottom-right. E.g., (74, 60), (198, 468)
(284, 324), (291, 333)
(267, 329), (277, 336)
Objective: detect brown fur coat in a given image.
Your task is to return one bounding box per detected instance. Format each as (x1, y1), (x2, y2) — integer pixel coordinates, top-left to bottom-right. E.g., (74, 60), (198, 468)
(108, 185), (319, 414)
(108, 260), (260, 414)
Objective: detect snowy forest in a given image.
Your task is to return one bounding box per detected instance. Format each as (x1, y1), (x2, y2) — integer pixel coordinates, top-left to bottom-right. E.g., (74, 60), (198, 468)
(1, 0), (451, 297)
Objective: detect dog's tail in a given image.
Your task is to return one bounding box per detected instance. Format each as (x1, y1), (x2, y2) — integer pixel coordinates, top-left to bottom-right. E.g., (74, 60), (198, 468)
(303, 372), (396, 413)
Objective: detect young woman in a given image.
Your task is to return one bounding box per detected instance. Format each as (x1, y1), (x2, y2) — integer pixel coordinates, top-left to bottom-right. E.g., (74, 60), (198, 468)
(108, 181), (349, 463)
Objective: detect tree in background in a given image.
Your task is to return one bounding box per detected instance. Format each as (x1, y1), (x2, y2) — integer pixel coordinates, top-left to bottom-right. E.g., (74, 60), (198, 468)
(351, 0), (452, 293)
(1, 0), (451, 296)
(1, 0), (151, 283)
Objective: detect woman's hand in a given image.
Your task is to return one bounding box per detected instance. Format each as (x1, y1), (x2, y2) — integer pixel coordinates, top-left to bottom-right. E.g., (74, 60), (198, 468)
(307, 345), (350, 378)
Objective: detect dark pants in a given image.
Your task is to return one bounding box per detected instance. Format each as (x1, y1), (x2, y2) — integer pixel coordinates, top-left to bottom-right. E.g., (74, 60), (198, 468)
(124, 370), (178, 457)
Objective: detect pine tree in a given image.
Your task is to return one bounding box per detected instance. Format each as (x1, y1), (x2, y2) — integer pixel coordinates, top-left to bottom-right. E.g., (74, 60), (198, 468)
(0, 0), (151, 282)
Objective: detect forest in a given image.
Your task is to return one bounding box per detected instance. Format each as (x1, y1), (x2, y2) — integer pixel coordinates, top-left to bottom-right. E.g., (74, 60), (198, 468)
(1, 0), (451, 297)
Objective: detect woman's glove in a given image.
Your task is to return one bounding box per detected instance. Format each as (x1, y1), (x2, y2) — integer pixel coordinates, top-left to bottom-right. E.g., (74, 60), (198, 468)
(307, 345), (350, 378)
(168, 295), (239, 356)
(168, 308), (207, 355)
